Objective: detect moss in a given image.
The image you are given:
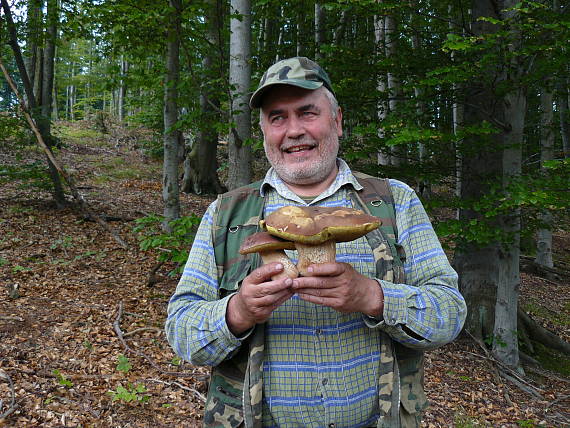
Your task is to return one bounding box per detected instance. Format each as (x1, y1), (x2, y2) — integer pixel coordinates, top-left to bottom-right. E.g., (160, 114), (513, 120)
(522, 301), (570, 329)
(531, 342), (570, 376)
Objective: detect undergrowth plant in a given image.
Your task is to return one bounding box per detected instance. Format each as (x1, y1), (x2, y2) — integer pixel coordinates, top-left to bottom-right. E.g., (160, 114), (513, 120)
(108, 383), (150, 404)
(133, 214), (201, 275)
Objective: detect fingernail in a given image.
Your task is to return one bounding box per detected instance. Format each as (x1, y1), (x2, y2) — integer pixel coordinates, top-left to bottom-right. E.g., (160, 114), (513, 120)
(307, 266), (314, 273)
(285, 278), (292, 286)
(276, 263), (283, 270)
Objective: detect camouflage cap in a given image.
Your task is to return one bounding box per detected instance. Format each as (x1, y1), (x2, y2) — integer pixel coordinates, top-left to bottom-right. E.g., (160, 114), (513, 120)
(249, 57), (334, 109)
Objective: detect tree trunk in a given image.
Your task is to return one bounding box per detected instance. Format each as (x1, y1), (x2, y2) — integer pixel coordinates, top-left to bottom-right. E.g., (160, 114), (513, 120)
(25, 0), (42, 94)
(183, 0), (225, 195)
(453, 0), (507, 343)
(118, 56), (128, 122)
(535, 90), (554, 268)
(385, 13), (404, 166)
(1, 0), (65, 207)
(40, 0), (65, 206)
(374, 13), (390, 166)
(493, 88), (525, 369)
(455, 0), (527, 369)
(449, 4), (465, 211)
(314, 3), (325, 60)
(2, 0), (36, 109)
(228, 0), (252, 190)
(333, 8), (350, 46)
(558, 78), (569, 158)
(162, 0), (182, 228)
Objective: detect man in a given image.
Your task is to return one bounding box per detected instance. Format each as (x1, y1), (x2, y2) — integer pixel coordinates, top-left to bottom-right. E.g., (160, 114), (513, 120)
(166, 57), (467, 428)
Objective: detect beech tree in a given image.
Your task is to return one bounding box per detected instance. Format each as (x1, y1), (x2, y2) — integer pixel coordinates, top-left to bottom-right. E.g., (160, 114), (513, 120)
(163, 0), (182, 226)
(227, 0), (252, 190)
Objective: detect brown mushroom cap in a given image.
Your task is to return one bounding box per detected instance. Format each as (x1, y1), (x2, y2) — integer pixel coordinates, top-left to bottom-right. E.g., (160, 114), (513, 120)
(260, 206), (380, 245)
(238, 231), (299, 280)
(239, 231), (296, 255)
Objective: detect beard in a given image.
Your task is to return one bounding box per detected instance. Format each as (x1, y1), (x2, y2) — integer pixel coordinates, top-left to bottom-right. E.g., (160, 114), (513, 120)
(265, 132), (340, 186)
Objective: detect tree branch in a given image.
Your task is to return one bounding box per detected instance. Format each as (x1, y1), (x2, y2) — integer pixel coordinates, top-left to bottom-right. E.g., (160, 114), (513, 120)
(0, 370), (17, 419)
(112, 302), (208, 379)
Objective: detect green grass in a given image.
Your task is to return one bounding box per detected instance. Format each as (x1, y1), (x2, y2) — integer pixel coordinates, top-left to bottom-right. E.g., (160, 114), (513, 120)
(54, 124), (103, 142)
(93, 167), (144, 184)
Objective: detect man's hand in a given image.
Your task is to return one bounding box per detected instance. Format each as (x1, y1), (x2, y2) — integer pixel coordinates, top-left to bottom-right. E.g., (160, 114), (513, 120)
(291, 262), (383, 318)
(226, 262), (294, 336)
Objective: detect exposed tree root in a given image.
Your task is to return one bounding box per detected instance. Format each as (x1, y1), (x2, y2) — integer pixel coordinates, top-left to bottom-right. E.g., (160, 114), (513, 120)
(518, 306), (570, 355)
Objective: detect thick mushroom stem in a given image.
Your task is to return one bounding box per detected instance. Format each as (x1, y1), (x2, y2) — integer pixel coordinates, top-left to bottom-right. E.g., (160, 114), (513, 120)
(260, 250), (299, 281)
(295, 240), (336, 276)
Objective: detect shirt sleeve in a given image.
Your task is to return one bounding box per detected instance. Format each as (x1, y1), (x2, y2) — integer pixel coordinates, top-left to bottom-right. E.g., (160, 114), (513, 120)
(164, 200), (246, 366)
(364, 180), (467, 350)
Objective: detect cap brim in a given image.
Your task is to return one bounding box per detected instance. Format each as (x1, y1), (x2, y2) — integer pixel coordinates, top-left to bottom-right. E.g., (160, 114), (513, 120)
(249, 80), (324, 109)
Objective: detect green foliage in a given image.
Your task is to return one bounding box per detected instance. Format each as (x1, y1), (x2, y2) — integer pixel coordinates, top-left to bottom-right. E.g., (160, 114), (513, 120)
(50, 236), (74, 252)
(133, 214), (201, 276)
(53, 369), (74, 388)
(12, 265), (32, 273)
(116, 354), (132, 373)
(108, 383), (150, 404)
(483, 334), (507, 348)
(516, 420), (537, 428)
(0, 112), (28, 147)
(433, 157), (570, 249)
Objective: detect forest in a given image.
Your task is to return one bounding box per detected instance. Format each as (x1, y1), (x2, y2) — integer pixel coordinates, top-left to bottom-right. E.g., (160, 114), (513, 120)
(1, 0), (569, 426)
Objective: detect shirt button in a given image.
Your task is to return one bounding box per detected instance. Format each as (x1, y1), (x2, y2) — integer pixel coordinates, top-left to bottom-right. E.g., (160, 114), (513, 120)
(316, 328), (322, 335)
(322, 378), (328, 386)
(328, 424), (335, 428)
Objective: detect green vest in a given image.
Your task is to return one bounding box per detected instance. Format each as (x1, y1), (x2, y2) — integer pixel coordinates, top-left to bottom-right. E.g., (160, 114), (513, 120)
(205, 172), (426, 428)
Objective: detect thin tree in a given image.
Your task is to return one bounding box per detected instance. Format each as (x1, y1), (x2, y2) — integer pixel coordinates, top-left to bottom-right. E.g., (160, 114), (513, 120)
(1, 0), (65, 206)
(163, 0), (182, 227)
(182, 0), (225, 195)
(227, 0), (252, 190)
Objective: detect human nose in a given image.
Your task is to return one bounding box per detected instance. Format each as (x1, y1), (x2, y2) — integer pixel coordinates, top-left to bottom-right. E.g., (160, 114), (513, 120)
(285, 115), (304, 139)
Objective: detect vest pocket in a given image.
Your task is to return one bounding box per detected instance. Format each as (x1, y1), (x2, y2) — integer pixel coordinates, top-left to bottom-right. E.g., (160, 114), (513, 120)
(204, 371), (245, 428)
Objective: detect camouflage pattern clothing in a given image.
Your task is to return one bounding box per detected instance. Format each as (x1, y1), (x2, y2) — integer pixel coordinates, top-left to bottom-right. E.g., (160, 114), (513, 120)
(165, 159), (467, 427)
(249, 57), (335, 109)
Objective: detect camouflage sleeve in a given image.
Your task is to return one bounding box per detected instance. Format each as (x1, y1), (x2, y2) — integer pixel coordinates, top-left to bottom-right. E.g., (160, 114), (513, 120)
(364, 180), (467, 350)
(164, 200), (245, 366)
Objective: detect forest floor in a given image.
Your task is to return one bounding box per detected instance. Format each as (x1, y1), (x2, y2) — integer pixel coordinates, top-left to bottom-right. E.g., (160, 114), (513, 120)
(1, 121), (569, 427)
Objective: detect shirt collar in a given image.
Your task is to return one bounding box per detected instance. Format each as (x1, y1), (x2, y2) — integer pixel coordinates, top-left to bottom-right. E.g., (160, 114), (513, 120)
(259, 158), (363, 204)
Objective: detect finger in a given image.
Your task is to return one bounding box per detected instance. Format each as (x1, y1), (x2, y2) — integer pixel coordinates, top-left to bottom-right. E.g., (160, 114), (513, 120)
(297, 292), (333, 308)
(246, 262), (285, 285)
(256, 277), (294, 296)
(304, 262), (346, 277)
(291, 276), (335, 291)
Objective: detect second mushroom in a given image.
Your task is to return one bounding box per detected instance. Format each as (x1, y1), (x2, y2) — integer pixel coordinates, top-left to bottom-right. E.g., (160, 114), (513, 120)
(259, 205), (381, 276)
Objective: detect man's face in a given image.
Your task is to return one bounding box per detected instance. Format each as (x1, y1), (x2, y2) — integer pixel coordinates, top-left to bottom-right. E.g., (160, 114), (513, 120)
(260, 86), (343, 188)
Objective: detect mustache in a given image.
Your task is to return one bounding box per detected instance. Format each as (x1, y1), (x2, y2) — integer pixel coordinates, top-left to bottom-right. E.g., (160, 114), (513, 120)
(280, 138), (318, 152)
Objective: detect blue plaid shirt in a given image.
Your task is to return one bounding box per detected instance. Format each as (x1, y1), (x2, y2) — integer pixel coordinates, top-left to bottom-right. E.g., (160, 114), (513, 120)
(166, 159), (466, 427)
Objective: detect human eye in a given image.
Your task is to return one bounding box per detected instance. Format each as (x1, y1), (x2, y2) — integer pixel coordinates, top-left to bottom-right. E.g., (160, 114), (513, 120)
(270, 115), (284, 124)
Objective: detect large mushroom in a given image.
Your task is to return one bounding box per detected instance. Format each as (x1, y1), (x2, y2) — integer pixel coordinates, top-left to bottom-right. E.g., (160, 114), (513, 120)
(260, 206), (380, 276)
(239, 231), (299, 281)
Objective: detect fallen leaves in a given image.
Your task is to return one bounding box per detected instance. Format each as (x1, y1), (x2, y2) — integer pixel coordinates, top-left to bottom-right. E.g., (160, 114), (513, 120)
(1, 125), (569, 427)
